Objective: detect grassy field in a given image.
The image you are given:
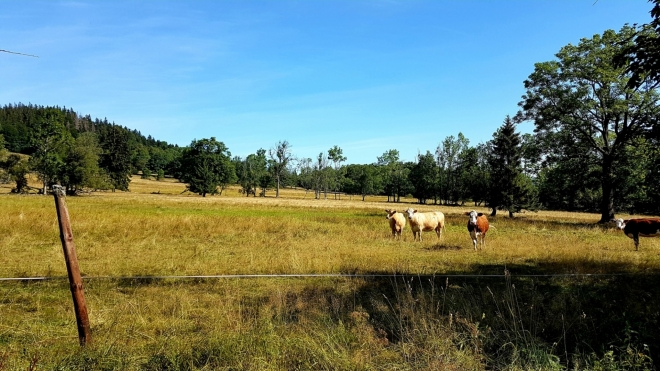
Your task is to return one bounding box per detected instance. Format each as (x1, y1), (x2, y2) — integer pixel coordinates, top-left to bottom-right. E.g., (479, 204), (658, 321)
(1, 177), (659, 370)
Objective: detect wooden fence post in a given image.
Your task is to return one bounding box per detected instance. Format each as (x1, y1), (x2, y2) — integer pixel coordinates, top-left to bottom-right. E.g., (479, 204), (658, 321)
(52, 185), (92, 346)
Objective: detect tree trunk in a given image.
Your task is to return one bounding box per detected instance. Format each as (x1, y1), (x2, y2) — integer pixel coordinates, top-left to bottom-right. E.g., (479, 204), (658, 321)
(276, 176), (280, 198)
(490, 208), (497, 217)
(599, 156), (615, 223)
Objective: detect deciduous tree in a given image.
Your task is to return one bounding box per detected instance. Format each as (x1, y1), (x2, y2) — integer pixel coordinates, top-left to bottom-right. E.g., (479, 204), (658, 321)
(98, 125), (133, 192)
(28, 108), (69, 194)
(59, 133), (108, 194)
(377, 149), (410, 202)
(409, 151), (438, 204)
(615, 0), (660, 89)
(179, 137), (236, 197)
(269, 140), (293, 198)
(518, 27), (660, 222)
(436, 133), (469, 205)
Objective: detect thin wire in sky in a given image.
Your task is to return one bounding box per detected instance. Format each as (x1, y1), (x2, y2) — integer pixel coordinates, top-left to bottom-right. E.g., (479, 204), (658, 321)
(0, 49), (39, 58)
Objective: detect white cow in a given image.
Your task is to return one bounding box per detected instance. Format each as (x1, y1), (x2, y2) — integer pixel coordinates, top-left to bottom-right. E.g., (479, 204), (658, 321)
(385, 209), (407, 239)
(403, 208), (445, 242)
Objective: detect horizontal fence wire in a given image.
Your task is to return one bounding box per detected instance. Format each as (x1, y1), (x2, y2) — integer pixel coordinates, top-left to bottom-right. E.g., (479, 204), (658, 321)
(0, 272), (640, 282)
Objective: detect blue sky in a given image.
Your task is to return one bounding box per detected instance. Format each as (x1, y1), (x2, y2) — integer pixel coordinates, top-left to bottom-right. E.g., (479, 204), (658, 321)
(0, 1), (653, 164)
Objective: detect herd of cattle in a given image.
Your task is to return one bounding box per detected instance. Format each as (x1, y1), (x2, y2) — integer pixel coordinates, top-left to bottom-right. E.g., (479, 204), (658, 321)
(385, 208), (489, 250)
(385, 209), (660, 251)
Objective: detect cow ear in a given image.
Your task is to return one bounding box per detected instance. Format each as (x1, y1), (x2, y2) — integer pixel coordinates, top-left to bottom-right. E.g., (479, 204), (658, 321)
(464, 212), (470, 215)
(414, 209), (418, 213)
(477, 213), (484, 216)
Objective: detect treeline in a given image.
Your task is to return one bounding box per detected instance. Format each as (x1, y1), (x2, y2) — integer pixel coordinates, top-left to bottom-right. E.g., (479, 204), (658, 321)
(191, 25), (660, 221)
(0, 103), (183, 194)
(2, 22), (660, 221)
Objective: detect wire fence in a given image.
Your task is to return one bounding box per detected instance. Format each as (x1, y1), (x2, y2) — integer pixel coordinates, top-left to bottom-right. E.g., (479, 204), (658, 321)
(0, 272), (639, 282)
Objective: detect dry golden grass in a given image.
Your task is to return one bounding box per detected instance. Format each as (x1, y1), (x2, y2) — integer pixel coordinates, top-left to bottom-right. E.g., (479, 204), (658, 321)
(2, 176), (660, 279)
(2, 176), (659, 370)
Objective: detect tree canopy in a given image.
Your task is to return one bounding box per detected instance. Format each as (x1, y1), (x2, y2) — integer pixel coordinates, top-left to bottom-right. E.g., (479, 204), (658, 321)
(179, 137), (236, 197)
(518, 27), (660, 222)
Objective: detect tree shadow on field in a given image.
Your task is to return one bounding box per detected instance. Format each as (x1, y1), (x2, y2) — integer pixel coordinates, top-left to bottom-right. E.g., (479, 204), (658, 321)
(344, 261), (660, 369)
(84, 261), (660, 369)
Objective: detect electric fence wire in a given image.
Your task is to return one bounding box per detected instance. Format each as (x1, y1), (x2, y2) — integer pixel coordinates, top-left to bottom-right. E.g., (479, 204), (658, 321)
(0, 272), (639, 282)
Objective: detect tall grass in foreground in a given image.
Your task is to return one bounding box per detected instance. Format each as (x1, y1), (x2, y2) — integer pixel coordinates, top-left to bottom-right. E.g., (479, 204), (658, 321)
(1, 275), (656, 370)
(1, 177), (659, 369)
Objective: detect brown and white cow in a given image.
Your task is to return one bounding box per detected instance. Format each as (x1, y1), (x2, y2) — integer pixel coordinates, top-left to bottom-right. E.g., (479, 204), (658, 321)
(612, 218), (660, 250)
(466, 210), (489, 250)
(403, 208), (445, 242)
(385, 209), (406, 239)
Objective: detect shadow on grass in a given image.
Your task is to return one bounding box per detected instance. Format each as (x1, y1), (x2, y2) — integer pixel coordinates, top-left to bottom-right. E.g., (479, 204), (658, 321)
(424, 243), (463, 251)
(345, 261), (660, 369)
(59, 260), (660, 368)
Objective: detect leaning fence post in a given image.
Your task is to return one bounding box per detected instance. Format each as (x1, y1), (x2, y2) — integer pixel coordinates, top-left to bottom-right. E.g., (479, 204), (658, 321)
(52, 185), (92, 346)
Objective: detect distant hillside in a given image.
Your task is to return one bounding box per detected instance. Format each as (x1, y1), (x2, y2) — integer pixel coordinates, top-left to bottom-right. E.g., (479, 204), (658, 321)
(0, 103), (184, 193)
(0, 103), (176, 154)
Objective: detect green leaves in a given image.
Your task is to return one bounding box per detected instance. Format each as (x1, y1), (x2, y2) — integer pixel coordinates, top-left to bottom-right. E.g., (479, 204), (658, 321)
(518, 27), (660, 221)
(179, 137), (236, 197)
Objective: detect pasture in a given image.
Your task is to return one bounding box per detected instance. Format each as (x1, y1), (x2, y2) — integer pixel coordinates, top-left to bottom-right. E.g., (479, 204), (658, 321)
(1, 177), (659, 370)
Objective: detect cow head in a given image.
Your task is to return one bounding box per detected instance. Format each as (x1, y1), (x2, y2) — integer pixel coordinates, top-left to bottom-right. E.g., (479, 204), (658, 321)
(404, 208), (417, 220)
(611, 218), (626, 230)
(465, 210), (482, 226)
(385, 209), (397, 219)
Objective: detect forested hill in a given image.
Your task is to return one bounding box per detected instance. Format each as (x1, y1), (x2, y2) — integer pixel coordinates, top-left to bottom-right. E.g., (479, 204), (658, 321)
(0, 103), (175, 154)
(0, 103), (183, 193)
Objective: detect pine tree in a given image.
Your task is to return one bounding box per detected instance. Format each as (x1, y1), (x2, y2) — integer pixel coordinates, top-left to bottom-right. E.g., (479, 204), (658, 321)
(488, 116), (535, 217)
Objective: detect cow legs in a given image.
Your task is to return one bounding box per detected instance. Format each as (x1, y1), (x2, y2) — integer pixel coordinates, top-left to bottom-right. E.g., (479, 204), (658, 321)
(634, 233), (639, 251)
(470, 230), (478, 250)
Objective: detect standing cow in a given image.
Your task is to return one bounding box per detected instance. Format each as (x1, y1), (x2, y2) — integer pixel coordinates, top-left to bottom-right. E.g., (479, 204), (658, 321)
(385, 209), (406, 239)
(612, 218), (660, 250)
(403, 208), (445, 242)
(466, 210), (489, 250)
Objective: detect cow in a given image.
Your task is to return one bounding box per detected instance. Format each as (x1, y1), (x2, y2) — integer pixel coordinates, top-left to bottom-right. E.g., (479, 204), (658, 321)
(466, 210), (489, 250)
(403, 208), (445, 242)
(385, 209), (406, 239)
(612, 218), (660, 250)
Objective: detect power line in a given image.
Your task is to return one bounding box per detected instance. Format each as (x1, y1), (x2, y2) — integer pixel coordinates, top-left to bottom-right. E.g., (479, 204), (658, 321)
(0, 49), (39, 58)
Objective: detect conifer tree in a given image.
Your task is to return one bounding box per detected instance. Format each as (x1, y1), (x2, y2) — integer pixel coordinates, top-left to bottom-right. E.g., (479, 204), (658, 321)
(488, 116), (535, 217)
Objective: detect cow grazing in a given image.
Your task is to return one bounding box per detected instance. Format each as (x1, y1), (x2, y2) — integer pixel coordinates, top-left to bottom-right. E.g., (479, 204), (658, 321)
(612, 218), (660, 250)
(385, 209), (406, 239)
(403, 208), (445, 242)
(466, 210), (489, 250)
